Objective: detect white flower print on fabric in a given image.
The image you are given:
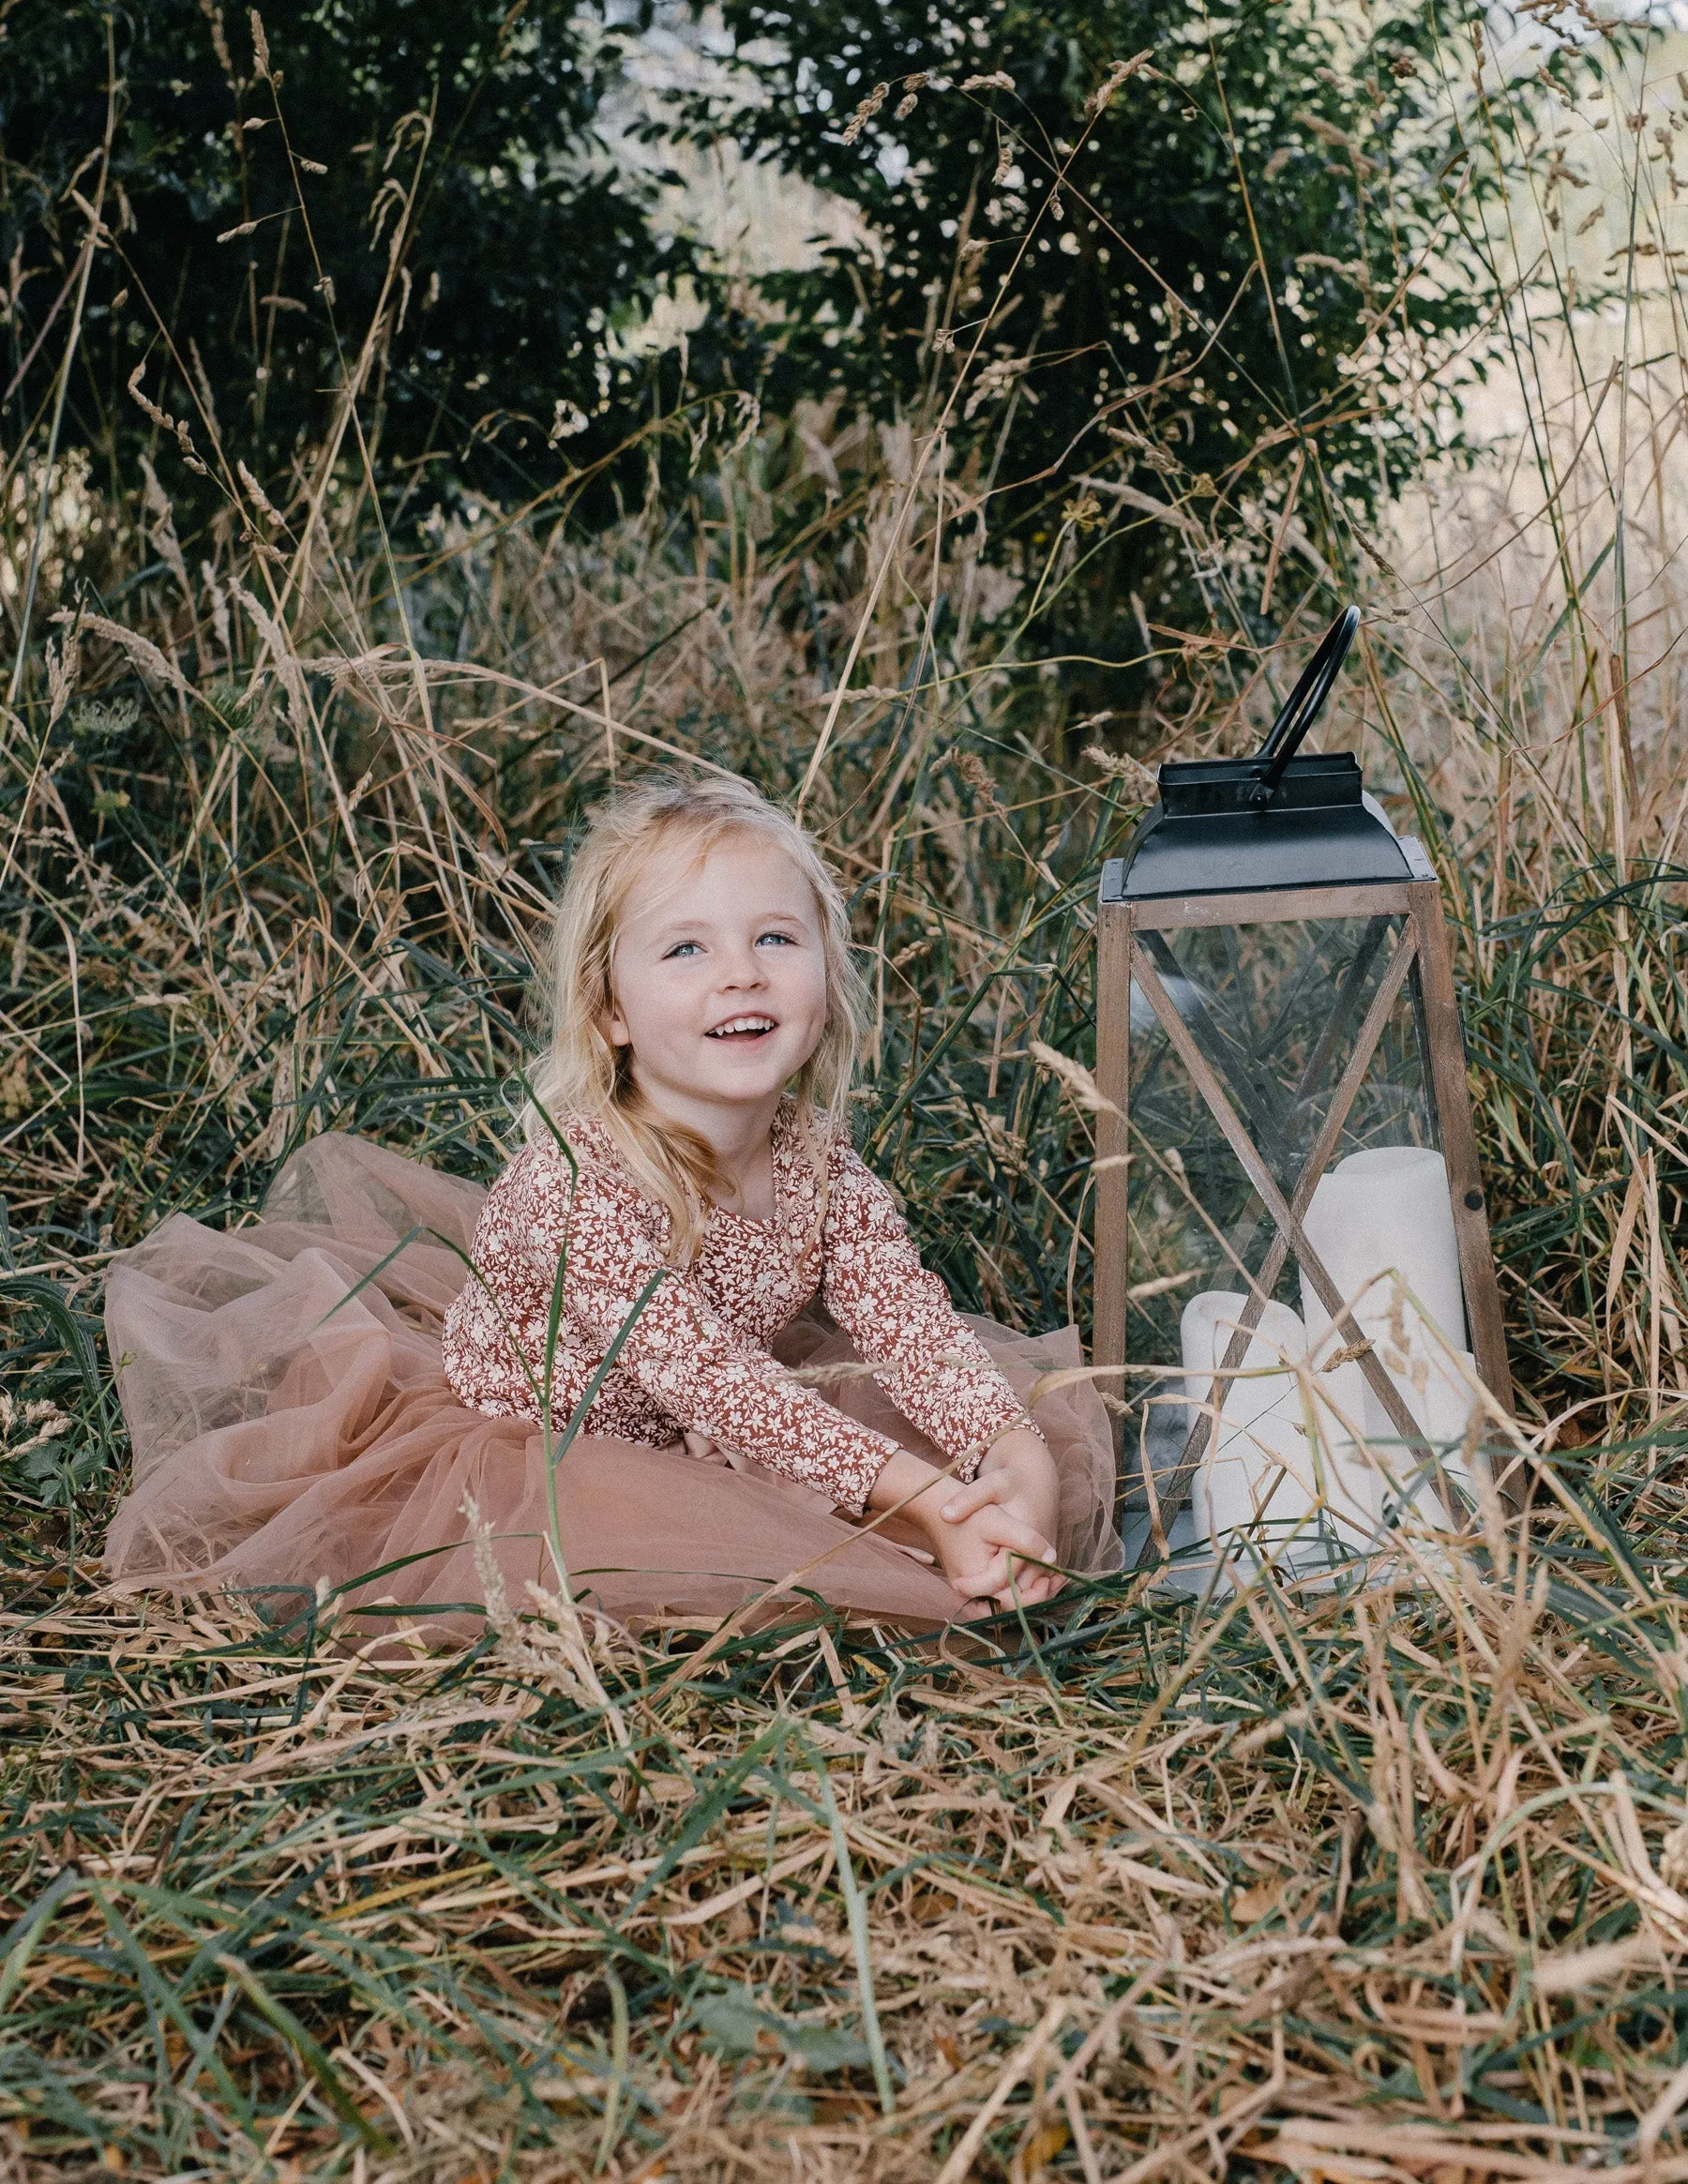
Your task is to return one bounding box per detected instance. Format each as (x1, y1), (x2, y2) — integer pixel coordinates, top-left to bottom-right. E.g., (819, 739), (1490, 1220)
(440, 1105), (1036, 1514)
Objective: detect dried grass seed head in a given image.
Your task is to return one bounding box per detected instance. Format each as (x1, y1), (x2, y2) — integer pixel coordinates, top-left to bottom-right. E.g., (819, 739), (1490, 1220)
(841, 83), (890, 147)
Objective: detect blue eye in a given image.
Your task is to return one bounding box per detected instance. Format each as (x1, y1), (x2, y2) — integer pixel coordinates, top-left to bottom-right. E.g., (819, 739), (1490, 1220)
(757, 930), (796, 947)
(665, 941), (702, 958)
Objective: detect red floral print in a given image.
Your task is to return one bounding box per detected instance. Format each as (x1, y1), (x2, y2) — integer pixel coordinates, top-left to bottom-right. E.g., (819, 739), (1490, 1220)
(440, 1105), (1035, 1514)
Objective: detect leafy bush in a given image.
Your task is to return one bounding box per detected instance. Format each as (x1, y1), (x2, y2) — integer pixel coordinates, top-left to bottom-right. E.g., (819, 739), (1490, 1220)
(0, 0), (705, 511)
(5, 0), (1500, 587)
(688, 0), (1498, 680)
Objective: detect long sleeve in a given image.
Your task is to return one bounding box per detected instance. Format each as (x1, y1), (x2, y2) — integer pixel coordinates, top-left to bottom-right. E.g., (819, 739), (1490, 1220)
(820, 1139), (1036, 1477)
(514, 1147), (909, 1515)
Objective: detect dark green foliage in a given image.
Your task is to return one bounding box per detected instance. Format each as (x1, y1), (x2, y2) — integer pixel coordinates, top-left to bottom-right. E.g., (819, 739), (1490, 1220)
(4, 0), (1495, 572)
(686, 0), (1485, 675)
(0, 0), (704, 512)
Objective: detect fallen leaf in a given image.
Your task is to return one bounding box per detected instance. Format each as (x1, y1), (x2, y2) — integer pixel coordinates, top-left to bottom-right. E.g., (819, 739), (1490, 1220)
(1019, 2116), (1071, 2175)
(1233, 1879), (1285, 1923)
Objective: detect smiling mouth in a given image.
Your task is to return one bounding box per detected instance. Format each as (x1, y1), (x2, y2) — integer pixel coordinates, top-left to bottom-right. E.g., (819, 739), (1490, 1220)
(705, 1016), (777, 1042)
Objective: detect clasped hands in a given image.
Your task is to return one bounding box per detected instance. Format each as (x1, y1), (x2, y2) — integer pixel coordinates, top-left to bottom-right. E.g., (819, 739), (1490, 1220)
(867, 1426), (1063, 1619)
(677, 1423), (1063, 1619)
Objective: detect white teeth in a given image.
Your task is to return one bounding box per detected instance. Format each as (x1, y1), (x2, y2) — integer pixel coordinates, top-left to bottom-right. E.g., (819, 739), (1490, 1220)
(708, 1016), (776, 1037)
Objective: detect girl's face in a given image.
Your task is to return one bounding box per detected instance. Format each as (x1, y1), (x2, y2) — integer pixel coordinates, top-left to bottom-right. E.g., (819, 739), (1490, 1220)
(604, 833), (829, 1123)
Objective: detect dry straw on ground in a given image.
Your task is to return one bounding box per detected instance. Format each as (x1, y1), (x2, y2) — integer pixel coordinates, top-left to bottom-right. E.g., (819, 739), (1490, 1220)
(7, 1507), (1688, 2184)
(7, 12), (1688, 2180)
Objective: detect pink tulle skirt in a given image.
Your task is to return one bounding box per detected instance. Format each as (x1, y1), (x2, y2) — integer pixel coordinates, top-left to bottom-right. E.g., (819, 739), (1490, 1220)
(103, 1134), (1122, 1641)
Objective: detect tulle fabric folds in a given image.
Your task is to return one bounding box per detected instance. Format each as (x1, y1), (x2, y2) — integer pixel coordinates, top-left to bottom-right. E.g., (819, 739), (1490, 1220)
(104, 1134), (1122, 1640)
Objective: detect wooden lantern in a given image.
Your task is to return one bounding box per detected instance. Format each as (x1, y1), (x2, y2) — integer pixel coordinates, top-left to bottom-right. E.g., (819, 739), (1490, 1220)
(1091, 610), (1514, 1572)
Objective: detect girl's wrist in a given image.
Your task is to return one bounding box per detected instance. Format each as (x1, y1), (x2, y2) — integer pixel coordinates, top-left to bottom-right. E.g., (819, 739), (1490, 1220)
(982, 1423), (1047, 1472)
(867, 1447), (954, 1533)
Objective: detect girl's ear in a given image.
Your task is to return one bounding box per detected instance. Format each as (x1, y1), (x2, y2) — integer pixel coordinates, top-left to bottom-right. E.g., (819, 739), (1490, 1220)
(598, 953), (628, 1049)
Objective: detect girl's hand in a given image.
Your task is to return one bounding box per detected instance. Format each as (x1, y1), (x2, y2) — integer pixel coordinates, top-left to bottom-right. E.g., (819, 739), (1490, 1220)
(939, 1427), (1064, 1608)
(933, 1496), (1062, 1610)
(867, 1438), (1063, 1617)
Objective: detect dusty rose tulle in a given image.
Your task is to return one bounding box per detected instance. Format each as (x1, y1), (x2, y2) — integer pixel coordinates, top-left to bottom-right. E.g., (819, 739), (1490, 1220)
(103, 1134), (1122, 1642)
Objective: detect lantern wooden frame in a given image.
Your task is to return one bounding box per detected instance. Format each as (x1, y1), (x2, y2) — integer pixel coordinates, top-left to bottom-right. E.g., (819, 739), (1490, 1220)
(1092, 873), (1515, 1559)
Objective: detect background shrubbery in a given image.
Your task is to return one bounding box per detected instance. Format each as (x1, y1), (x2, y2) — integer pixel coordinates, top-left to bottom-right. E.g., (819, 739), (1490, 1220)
(6, 0), (1496, 651)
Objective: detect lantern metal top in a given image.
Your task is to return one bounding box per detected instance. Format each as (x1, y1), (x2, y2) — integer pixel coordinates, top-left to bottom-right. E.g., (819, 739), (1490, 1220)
(1101, 606), (1434, 905)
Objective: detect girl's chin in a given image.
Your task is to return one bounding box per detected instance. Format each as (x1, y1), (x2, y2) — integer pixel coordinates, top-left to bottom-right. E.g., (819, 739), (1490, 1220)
(696, 1037), (807, 1081)
(697, 1065), (791, 1100)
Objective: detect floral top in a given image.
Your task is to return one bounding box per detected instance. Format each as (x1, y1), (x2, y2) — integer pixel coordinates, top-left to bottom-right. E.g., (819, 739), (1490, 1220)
(440, 1105), (1033, 1514)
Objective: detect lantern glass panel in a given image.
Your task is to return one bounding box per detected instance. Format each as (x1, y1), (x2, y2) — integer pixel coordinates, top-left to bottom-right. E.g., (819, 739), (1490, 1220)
(1121, 910), (1439, 1566)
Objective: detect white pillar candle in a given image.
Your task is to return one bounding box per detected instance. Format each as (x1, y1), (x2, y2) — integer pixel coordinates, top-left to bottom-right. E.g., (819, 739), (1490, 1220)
(1300, 1145), (1466, 1348)
(1298, 1145), (1481, 1516)
(1393, 1344), (1482, 1524)
(1182, 1290), (1379, 1575)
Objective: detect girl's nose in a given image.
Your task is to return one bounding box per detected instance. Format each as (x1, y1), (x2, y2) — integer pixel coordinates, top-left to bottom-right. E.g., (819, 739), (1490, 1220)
(719, 944), (767, 988)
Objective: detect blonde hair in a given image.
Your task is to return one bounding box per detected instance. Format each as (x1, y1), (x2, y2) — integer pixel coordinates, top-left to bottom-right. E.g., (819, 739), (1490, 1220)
(523, 774), (867, 1263)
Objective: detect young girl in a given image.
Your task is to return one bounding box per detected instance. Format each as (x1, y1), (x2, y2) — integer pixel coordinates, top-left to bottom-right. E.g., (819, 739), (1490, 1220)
(105, 777), (1121, 1635)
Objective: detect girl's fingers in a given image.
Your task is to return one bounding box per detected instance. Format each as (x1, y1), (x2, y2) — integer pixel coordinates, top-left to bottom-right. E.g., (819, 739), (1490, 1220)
(942, 1504), (1063, 1613)
(997, 1550), (1066, 1608)
(949, 1550), (1066, 1616)
(969, 1509), (1057, 1564)
(941, 1491), (1066, 1610)
(948, 1547), (1011, 1600)
(946, 1496), (1059, 1566)
(940, 1475), (1008, 1523)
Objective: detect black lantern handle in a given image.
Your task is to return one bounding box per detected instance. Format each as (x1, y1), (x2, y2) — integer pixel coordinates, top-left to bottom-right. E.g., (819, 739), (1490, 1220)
(1249, 605), (1361, 808)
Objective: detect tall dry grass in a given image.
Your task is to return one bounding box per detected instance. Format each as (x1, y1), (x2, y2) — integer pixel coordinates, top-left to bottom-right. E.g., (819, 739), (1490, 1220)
(7, 12), (1688, 2180)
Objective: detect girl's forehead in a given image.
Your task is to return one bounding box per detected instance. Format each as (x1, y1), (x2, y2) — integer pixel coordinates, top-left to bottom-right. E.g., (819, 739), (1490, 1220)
(617, 829), (816, 919)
